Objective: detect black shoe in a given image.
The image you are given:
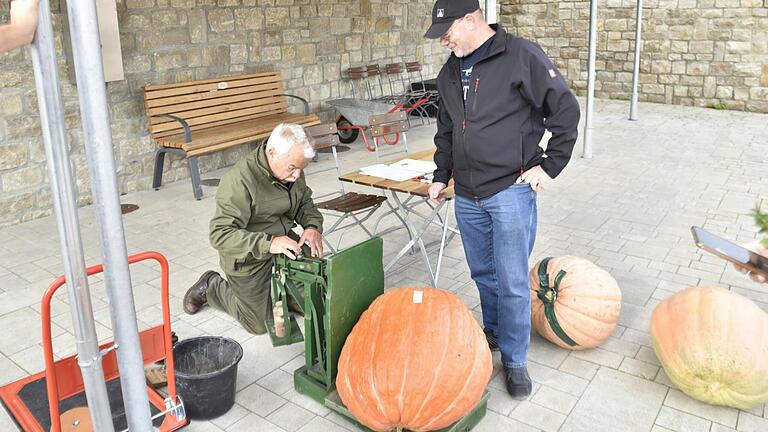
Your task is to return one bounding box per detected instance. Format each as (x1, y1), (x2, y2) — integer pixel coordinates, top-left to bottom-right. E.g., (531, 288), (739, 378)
(484, 328), (499, 351)
(183, 271), (218, 314)
(504, 366), (532, 399)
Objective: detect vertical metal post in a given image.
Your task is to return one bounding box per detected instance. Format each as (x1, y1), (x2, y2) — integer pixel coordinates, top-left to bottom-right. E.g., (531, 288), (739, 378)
(629, 0), (643, 121)
(582, 0), (597, 159)
(485, 0), (497, 24)
(64, 1), (154, 431)
(29, 1), (115, 431)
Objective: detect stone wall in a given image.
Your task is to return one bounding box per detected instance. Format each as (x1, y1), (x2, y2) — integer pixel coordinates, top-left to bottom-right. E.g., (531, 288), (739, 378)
(0, 0), (446, 226)
(501, 0), (768, 112)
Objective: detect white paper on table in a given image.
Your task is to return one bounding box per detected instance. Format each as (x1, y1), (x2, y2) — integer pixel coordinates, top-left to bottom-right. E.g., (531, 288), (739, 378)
(359, 164), (421, 182)
(389, 159), (437, 175)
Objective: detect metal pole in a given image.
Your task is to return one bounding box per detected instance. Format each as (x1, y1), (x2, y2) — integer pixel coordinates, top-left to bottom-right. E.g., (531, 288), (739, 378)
(629, 0), (643, 121)
(29, 1), (115, 431)
(582, 0), (597, 159)
(64, 2), (154, 431)
(485, 0), (497, 24)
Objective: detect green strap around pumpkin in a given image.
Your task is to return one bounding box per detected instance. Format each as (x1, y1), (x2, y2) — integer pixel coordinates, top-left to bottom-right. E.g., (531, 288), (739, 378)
(536, 257), (578, 347)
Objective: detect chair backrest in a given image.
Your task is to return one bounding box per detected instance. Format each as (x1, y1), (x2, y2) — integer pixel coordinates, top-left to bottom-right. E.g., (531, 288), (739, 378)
(345, 67), (369, 99)
(404, 61), (430, 94)
(404, 61), (422, 73)
(369, 110), (409, 137)
(366, 64), (385, 99)
(365, 64), (381, 77)
(304, 123), (344, 197)
(384, 63), (406, 96)
(144, 72), (289, 140)
(305, 123), (340, 151)
(346, 67), (368, 79)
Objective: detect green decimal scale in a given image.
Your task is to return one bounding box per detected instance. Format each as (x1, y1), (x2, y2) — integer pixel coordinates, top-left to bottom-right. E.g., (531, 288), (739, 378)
(266, 237), (488, 432)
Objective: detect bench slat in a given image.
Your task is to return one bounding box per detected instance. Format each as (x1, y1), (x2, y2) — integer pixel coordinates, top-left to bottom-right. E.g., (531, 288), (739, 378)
(143, 71), (281, 91)
(178, 112), (319, 150)
(144, 73), (283, 100)
(152, 108), (287, 140)
(148, 93), (287, 128)
(149, 101), (289, 135)
(183, 116), (321, 157)
(145, 82), (282, 112)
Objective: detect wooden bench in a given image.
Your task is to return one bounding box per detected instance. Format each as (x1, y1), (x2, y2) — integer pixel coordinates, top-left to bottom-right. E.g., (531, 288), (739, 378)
(143, 72), (321, 199)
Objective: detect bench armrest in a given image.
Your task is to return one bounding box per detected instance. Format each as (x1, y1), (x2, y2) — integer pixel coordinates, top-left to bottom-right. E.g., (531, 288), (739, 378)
(159, 114), (192, 143)
(280, 94), (310, 115)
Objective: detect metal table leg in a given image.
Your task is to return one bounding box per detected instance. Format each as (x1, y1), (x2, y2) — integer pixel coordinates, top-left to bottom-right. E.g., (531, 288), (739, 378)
(383, 191), (445, 286)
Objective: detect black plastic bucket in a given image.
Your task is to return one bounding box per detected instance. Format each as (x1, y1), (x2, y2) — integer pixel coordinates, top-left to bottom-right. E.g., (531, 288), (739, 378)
(173, 336), (243, 420)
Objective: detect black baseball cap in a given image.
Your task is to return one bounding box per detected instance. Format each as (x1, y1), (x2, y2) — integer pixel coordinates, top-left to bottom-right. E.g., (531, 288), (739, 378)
(424, 0), (481, 39)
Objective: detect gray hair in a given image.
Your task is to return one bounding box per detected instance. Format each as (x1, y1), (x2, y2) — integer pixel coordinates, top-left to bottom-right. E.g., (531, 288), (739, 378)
(266, 123), (315, 159)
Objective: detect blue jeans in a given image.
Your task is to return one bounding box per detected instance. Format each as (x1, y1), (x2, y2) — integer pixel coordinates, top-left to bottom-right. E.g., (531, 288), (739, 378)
(455, 183), (537, 368)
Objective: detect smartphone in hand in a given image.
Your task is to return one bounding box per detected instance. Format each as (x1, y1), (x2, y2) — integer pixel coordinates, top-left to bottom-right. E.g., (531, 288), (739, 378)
(691, 226), (768, 279)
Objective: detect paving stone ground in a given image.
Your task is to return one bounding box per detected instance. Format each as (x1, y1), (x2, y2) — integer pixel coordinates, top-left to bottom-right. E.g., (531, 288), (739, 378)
(0, 98), (766, 431)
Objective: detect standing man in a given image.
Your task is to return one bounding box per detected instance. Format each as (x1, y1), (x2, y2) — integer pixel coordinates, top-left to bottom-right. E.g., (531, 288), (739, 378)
(183, 123), (324, 335)
(425, 0), (580, 398)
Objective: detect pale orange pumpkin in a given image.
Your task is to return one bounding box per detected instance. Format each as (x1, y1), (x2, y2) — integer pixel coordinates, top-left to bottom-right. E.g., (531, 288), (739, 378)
(651, 286), (768, 409)
(336, 287), (492, 432)
(529, 256), (622, 350)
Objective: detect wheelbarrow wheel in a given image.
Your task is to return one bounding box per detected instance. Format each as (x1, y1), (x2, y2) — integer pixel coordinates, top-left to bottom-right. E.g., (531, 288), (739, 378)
(336, 117), (359, 144)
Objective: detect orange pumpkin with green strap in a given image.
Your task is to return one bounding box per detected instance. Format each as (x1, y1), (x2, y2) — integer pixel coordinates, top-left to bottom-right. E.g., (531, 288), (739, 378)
(529, 256), (622, 350)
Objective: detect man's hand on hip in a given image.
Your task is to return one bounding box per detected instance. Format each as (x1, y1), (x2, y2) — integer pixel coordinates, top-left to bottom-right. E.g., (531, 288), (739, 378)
(298, 228), (323, 258)
(428, 182), (447, 204)
(518, 166), (552, 192)
(269, 236), (301, 260)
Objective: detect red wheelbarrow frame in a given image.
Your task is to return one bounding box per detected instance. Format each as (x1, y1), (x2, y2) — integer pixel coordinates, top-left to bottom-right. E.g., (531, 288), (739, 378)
(0, 251), (187, 432)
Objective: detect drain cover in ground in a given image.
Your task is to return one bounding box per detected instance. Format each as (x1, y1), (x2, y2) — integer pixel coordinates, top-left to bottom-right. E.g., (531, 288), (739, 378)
(200, 178), (220, 187)
(317, 145), (350, 153)
(120, 204), (139, 214)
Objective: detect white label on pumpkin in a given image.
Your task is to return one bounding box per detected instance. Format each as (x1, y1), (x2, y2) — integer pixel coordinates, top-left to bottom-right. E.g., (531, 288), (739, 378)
(412, 290), (423, 304)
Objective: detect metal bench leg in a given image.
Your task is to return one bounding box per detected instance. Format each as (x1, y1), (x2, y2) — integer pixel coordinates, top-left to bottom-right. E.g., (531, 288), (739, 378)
(152, 148), (166, 190)
(187, 156), (203, 200)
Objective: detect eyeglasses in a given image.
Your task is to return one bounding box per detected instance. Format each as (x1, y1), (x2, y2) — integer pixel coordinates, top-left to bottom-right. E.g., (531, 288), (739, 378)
(439, 17), (465, 42)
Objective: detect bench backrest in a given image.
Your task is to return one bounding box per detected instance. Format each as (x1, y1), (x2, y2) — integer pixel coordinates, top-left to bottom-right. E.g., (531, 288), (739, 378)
(144, 72), (289, 140)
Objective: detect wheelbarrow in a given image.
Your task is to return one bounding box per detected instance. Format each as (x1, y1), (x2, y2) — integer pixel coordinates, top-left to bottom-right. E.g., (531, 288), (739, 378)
(327, 98), (423, 152)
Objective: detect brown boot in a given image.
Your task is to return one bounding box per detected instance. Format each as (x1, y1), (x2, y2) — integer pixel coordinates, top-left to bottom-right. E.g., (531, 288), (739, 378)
(183, 271), (218, 314)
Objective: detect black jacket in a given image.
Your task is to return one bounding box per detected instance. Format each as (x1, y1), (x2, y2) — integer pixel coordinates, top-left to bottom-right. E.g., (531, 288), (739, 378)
(433, 26), (581, 199)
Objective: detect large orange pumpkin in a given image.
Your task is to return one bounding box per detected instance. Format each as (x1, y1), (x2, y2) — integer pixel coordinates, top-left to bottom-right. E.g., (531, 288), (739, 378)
(650, 286), (768, 409)
(336, 287), (492, 432)
(529, 256), (622, 350)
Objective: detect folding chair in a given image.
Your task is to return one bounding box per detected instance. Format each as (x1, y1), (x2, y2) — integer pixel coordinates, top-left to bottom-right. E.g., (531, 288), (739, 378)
(305, 123), (387, 255)
(369, 110), (410, 161)
(404, 61), (439, 124)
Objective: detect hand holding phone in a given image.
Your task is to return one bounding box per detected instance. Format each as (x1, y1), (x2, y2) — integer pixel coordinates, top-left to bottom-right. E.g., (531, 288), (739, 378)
(691, 226), (768, 282)
(733, 241), (768, 283)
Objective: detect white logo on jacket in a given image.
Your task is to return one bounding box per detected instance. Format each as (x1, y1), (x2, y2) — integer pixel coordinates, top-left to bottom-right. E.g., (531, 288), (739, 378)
(437, 8), (444, 17)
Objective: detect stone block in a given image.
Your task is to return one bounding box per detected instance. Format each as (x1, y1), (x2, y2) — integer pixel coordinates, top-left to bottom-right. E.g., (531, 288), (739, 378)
(235, 8), (264, 30)
(208, 9), (234, 33)
(726, 41), (752, 54)
(261, 46), (282, 62)
(0, 144), (28, 171)
(2, 166), (43, 192)
(265, 7), (290, 27)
